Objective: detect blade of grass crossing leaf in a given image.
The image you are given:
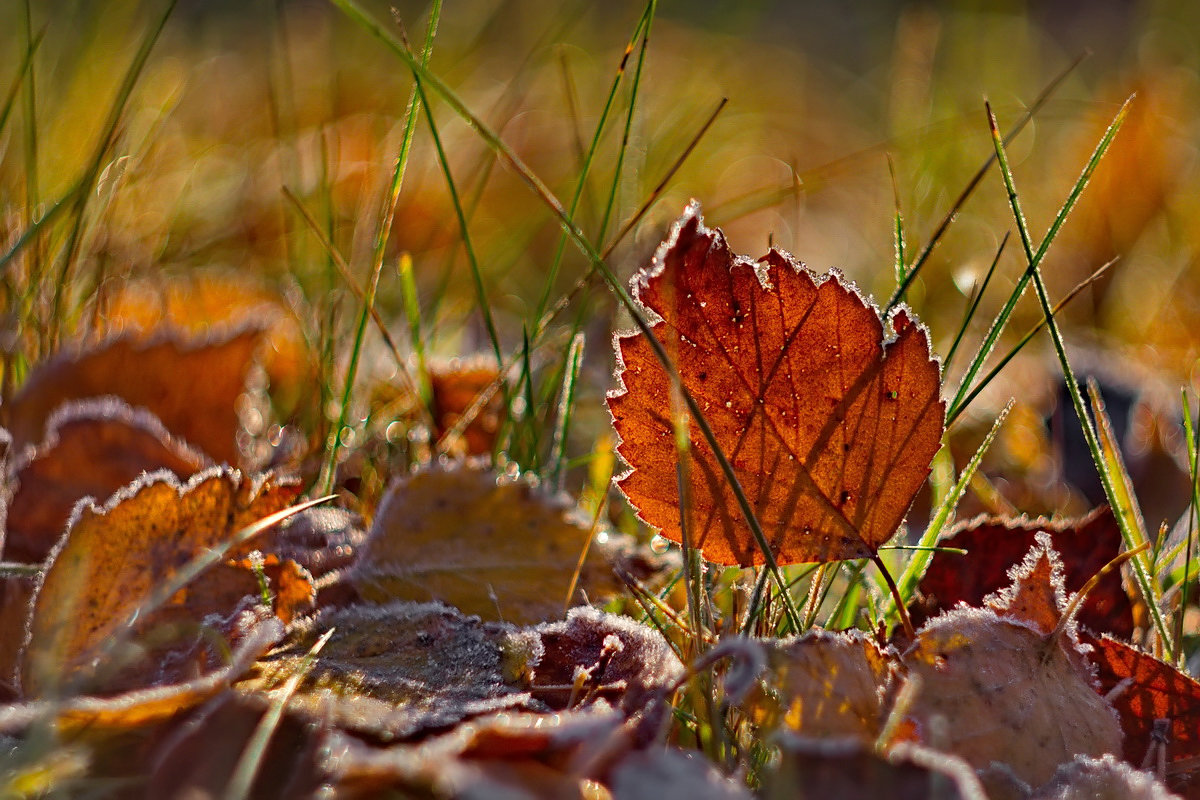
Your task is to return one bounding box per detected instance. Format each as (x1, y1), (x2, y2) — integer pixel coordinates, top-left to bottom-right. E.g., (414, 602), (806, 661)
(77, 495), (337, 697)
(1088, 378), (1153, 559)
(947, 256), (1118, 426)
(985, 99), (1174, 654)
(883, 51), (1088, 316)
(46, 0), (178, 343)
(224, 627), (335, 800)
(887, 401), (1012, 619)
(331, 0), (804, 632)
(943, 233), (1007, 376)
(533, 2), (653, 325)
(550, 333), (586, 492)
(1179, 392), (1200, 666)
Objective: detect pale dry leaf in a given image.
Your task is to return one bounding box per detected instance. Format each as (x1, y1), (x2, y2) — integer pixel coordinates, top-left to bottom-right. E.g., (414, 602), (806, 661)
(352, 460), (654, 625)
(609, 202), (944, 566)
(1029, 753), (1178, 799)
(900, 606), (1122, 787)
(609, 748), (753, 800)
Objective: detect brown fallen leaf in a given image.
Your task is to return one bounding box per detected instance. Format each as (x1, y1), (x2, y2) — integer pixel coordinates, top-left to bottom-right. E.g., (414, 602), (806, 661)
(4, 398), (210, 564)
(239, 600), (542, 740)
(901, 593), (1122, 785)
(353, 460), (657, 625)
(0, 612), (281, 737)
(4, 326), (266, 466)
(913, 506), (1133, 638)
(428, 356), (504, 456)
(609, 203), (944, 566)
(761, 736), (989, 800)
(330, 705), (625, 799)
(529, 606), (684, 713)
(0, 573), (36, 700)
(146, 689), (331, 800)
(742, 629), (894, 742)
(22, 466), (301, 697)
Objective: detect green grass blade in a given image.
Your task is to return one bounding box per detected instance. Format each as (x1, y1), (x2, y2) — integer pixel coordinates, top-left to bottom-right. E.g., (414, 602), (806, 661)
(984, 98), (1174, 655)
(533, 2), (653, 325)
(596, 0), (656, 247)
(888, 153), (907, 293)
(883, 51), (1088, 316)
(317, 0), (441, 495)
(414, 84), (503, 368)
(947, 256), (1118, 427)
(1178, 392), (1200, 666)
(887, 401), (1012, 619)
(550, 332), (586, 493)
(0, 24), (42, 145)
(943, 232), (1007, 376)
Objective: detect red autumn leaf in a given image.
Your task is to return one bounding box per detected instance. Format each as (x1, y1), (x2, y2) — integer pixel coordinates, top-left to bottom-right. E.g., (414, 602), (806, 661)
(608, 203), (944, 566)
(913, 506), (1133, 638)
(1082, 632), (1200, 766)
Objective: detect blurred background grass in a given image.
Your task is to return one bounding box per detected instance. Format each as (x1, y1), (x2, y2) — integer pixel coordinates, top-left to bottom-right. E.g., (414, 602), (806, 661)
(4, 0), (1200, 520)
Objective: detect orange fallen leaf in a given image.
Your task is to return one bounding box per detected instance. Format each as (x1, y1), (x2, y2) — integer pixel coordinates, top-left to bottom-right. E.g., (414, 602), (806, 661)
(428, 357), (504, 456)
(91, 273), (312, 410)
(743, 629), (894, 742)
(353, 460), (657, 625)
(4, 398), (210, 564)
(4, 326), (266, 466)
(22, 466), (300, 696)
(608, 203), (944, 566)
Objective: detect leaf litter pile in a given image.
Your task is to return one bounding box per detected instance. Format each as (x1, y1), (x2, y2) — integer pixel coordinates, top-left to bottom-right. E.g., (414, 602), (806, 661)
(3, 204), (1200, 800)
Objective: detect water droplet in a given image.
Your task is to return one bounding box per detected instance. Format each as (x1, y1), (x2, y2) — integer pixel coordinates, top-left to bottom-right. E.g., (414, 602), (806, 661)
(650, 535), (671, 555)
(595, 530), (610, 545)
